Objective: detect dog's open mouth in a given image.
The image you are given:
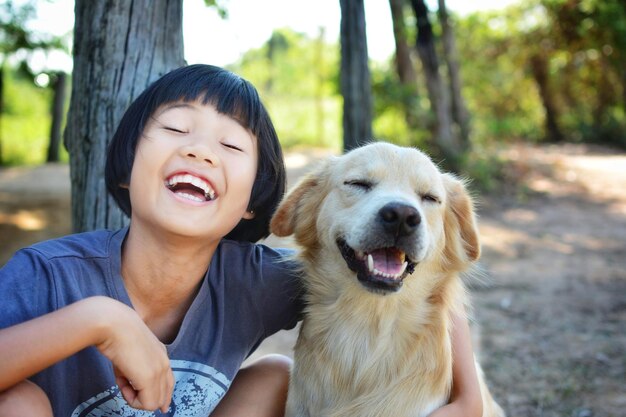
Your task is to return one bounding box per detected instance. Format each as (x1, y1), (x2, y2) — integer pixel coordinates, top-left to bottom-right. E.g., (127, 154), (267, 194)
(337, 238), (416, 293)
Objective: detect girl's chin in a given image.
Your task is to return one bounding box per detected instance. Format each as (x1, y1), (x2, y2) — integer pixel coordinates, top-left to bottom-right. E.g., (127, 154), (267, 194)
(160, 220), (239, 242)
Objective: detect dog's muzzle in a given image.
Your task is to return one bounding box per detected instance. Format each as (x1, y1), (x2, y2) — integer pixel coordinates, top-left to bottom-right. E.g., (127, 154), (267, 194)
(336, 202), (423, 294)
(337, 238), (417, 294)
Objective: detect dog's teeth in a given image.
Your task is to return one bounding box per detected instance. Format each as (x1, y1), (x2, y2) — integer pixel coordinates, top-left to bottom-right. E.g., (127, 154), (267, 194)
(367, 254), (374, 272)
(399, 261), (408, 276)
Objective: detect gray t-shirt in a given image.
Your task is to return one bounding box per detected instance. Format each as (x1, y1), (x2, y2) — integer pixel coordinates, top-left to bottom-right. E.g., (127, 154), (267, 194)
(0, 227), (303, 416)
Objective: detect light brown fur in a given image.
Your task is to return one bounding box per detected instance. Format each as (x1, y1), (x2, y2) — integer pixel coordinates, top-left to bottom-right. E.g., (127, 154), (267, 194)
(271, 142), (504, 417)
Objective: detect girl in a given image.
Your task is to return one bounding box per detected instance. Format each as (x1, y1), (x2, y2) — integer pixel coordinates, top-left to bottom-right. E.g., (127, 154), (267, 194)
(0, 65), (483, 417)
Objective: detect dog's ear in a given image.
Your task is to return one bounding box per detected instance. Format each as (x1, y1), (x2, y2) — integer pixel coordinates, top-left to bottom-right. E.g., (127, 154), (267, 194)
(270, 159), (331, 239)
(442, 173), (480, 269)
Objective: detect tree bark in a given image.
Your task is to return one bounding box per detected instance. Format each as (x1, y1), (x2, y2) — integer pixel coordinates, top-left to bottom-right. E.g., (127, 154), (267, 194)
(64, 0), (185, 232)
(593, 57), (614, 137)
(46, 72), (67, 163)
(389, 0), (420, 131)
(316, 27), (326, 146)
(438, 0), (470, 150)
(0, 63), (4, 166)
(410, 0), (461, 167)
(621, 66), (626, 114)
(340, 0), (373, 152)
(529, 53), (564, 142)
(389, 0), (416, 87)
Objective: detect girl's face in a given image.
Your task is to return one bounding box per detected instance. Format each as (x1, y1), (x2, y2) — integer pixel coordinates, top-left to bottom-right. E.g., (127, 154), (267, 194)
(128, 101), (258, 241)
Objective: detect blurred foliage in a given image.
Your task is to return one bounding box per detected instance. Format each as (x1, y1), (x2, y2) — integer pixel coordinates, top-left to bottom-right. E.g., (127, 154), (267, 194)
(2, 0), (625, 171)
(461, 0), (626, 148)
(1, 1), (64, 58)
(203, 0), (228, 19)
(1, 0), (69, 166)
(229, 28), (343, 151)
(1, 67), (68, 165)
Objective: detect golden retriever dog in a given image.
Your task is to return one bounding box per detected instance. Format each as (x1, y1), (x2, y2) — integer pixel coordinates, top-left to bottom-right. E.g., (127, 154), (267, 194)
(270, 142), (505, 417)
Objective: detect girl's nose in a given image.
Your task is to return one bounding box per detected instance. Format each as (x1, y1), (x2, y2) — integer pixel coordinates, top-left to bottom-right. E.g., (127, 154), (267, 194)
(186, 151), (213, 165)
(181, 142), (220, 166)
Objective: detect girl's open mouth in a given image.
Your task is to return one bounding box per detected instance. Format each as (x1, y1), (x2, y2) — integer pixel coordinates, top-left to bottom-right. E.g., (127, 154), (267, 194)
(165, 173), (216, 202)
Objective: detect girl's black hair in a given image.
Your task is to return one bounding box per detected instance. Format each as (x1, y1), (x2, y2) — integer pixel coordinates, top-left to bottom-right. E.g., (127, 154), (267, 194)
(105, 64), (286, 243)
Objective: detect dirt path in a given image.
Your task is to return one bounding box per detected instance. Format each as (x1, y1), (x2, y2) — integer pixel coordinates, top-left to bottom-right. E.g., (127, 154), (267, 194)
(0, 143), (624, 416)
(474, 144), (626, 417)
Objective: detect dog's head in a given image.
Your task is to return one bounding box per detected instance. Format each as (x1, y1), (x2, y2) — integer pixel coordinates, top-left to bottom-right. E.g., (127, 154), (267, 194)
(270, 142), (480, 295)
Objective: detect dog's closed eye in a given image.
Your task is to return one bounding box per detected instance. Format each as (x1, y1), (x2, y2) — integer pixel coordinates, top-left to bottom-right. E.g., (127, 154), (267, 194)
(421, 193), (441, 204)
(344, 180), (374, 191)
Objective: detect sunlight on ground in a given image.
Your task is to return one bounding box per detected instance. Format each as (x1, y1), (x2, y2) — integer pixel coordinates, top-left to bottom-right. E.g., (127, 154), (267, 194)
(479, 222), (623, 259)
(284, 148), (337, 170)
(284, 153), (311, 169)
(0, 210), (47, 231)
(502, 208), (538, 223)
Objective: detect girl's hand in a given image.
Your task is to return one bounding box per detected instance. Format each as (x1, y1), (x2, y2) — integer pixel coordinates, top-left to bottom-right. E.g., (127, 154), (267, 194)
(428, 400), (481, 417)
(89, 297), (174, 413)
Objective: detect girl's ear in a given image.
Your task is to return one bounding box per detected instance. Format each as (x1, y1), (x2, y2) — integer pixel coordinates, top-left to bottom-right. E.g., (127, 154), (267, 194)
(442, 173), (481, 270)
(242, 209), (256, 220)
(270, 159), (331, 239)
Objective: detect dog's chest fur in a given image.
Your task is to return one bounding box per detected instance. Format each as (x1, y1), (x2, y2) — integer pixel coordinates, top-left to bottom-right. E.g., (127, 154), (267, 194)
(289, 265), (456, 417)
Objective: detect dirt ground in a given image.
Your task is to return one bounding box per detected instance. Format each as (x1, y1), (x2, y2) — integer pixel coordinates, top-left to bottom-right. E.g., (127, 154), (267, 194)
(0, 143), (624, 417)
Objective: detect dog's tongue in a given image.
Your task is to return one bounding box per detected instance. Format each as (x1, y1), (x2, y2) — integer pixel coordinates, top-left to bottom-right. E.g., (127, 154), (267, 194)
(370, 248), (405, 275)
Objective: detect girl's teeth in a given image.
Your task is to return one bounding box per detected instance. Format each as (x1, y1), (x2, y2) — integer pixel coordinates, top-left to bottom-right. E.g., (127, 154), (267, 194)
(167, 174), (216, 200)
(176, 192), (205, 203)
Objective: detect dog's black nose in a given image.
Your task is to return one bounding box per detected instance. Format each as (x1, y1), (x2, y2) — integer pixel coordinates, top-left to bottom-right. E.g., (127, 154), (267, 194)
(378, 203), (421, 237)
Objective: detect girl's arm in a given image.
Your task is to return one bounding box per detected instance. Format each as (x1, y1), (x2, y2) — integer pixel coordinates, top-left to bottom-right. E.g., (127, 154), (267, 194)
(429, 311), (483, 417)
(0, 296), (173, 412)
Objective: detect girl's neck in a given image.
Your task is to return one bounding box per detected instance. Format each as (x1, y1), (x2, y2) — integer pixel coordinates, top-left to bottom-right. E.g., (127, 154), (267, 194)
(120, 223), (219, 332)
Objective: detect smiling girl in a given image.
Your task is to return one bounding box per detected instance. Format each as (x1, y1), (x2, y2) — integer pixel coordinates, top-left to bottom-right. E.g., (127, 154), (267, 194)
(0, 65), (483, 417)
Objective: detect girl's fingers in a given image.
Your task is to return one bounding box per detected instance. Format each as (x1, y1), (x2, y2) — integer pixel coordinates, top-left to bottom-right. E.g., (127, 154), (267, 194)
(115, 371), (164, 411)
(160, 368), (175, 413)
(115, 375), (139, 405)
(107, 328), (173, 411)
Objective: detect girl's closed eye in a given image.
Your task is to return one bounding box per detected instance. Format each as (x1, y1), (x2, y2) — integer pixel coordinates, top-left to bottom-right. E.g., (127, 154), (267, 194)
(222, 142), (244, 152)
(163, 125), (188, 134)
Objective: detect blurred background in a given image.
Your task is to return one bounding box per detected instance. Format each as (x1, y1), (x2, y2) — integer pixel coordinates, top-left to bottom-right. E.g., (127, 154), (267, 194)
(2, 0), (625, 166)
(1, 1), (625, 416)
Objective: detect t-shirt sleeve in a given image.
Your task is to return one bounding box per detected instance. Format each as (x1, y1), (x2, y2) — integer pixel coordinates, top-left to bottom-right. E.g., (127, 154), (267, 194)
(258, 247), (305, 338)
(0, 248), (57, 329)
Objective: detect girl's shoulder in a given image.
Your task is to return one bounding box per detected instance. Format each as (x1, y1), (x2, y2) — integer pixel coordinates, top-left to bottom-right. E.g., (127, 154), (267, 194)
(217, 239), (297, 268)
(25, 227), (127, 262)
(218, 238), (295, 257)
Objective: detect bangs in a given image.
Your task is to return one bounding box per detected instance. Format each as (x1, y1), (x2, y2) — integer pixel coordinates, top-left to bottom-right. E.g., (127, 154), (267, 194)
(149, 65), (262, 135)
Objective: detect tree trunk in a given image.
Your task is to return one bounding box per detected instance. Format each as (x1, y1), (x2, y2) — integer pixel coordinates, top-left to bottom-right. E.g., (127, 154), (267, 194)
(340, 0), (373, 152)
(64, 0), (184, 232)
(389, 0), (420, 132)
(0, 62), (4, 166)
(622, 66), (626, 114)
(593, 57), (614, 139)
(389, 0), (416, 87)
(438, 0), (470, 150)
(410, 0), (461, 168)
(316, 27), (326, 146)
(529, 53), (564, 142)
(46, 72), (67, 163)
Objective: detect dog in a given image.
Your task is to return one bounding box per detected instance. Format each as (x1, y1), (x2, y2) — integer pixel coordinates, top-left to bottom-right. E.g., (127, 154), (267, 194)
(270, 142), (505, 417)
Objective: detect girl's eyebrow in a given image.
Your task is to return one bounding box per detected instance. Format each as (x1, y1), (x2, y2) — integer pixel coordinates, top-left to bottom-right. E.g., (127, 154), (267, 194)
(155, 102), (252, 134)
(156, 102), (196, 116)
